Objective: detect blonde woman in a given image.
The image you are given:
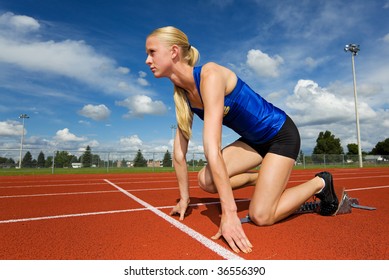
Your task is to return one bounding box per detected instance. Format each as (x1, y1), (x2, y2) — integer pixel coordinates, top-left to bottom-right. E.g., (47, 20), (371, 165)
(145, 26), (338, 254)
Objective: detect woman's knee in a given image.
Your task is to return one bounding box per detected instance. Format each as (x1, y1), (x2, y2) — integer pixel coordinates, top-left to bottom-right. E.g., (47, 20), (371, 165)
(198, 169), (218, 193)
(249, 211), (276, 226)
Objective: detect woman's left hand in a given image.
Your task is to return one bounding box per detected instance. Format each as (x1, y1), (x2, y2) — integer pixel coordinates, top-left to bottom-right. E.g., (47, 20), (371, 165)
(211, 213), (253, 253)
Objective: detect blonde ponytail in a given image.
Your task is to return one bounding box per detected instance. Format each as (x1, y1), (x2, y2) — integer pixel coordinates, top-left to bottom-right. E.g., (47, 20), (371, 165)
(174, 86), (193, 140)
(148, 26), (200, 140)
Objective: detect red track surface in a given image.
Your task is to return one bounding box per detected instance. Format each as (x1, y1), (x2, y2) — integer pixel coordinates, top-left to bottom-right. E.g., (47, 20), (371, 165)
(0, 168), (388, 260)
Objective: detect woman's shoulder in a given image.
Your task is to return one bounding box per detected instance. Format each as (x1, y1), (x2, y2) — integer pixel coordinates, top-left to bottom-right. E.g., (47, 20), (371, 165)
(201, 62), (223, 71)
(200, 62), (234, 78)
(199, 63), (238, 94)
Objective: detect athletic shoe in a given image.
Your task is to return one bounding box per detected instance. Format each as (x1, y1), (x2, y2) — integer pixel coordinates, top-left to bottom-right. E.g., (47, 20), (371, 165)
(314, 171), (339, 216)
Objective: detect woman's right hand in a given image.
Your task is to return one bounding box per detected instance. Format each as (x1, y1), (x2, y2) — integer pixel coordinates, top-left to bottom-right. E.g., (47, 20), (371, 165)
(170, 198), (190, 220)
(212, 212), (253, 253)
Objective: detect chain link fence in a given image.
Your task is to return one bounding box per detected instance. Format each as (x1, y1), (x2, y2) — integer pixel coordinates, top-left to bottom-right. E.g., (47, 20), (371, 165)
(0, 148), (388, 174)
(0, 148), (208, 174)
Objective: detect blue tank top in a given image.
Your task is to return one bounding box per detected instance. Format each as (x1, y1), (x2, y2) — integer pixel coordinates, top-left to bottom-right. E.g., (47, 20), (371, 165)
(190, 66), (286, 144)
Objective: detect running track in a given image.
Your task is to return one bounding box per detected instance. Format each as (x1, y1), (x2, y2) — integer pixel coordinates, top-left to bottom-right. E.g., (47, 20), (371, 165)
(0, 168), (388, 260)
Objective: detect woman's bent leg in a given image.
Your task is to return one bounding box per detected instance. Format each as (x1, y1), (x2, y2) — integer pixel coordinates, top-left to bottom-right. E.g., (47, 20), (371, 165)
(249, 153), (324, 225)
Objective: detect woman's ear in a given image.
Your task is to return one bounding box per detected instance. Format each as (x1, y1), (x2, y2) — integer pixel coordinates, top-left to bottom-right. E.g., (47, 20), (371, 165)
(171, 44), (180, 60)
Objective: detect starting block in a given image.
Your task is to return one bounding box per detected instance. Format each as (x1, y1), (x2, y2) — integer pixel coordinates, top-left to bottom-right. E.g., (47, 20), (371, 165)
(294, 189), (377, 216)
(240, 189), (376, 224)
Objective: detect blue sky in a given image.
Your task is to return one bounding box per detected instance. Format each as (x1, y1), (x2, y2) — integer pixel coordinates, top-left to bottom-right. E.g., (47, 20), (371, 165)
(1, 0), (388, 159)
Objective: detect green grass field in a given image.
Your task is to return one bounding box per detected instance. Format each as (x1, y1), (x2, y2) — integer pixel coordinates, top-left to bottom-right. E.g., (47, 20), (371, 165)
(0, 166), (178, 176)
(1, 163), (388, 176)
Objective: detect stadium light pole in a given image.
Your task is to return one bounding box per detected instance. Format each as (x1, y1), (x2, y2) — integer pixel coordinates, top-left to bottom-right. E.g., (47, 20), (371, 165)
(18, 114), (30, 169)
(344, 44), (363, 168)
(170, 125), (177, 167)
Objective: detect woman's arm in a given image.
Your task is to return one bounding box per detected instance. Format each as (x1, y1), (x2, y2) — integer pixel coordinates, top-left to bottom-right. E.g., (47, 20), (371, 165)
(170, 126), (190, 220)
(200, 63), (252, 253)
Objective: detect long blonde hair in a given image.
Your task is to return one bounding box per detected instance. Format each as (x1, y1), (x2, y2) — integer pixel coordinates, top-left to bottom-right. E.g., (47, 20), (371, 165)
(148, 26), (200, 140)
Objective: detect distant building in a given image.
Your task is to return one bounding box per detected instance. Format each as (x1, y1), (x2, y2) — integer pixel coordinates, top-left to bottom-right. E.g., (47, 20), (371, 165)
(147, 160), (162, 167)
(71, 163), (82, 168)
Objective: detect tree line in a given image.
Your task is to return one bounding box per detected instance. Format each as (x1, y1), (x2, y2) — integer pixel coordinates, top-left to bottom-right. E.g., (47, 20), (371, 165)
(0, 146), (176, 169)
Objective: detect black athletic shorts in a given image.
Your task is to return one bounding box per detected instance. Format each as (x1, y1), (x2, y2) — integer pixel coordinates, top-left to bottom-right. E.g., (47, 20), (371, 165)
(238, 115), (301, 160)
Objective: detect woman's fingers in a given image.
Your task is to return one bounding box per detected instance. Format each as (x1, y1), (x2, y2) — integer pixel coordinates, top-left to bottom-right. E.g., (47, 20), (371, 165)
(212, 225), (253, 253)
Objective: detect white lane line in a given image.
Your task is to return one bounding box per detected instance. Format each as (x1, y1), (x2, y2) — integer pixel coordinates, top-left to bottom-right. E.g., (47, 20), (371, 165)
(103, 179), (244, 260)
(0, 179), (198, 189)
(3, 183), (388, 200)
(0, 186), (196, 199)
(0, 200), (248, 224)
(0, 190), (118, 199)
(0, 207), (171, 224)
(345, 185), (389, 192)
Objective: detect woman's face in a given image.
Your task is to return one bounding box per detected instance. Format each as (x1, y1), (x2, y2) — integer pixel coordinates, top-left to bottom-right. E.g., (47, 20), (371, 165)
(145, 35), (173, 78)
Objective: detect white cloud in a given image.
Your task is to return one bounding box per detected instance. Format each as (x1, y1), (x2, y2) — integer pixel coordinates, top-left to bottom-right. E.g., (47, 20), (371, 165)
(382, 33), (389, 43)
(78, 120), (91, 126)
(79, 140), (100, 149)
(116, 95), (167, 117)
(287, 79), (376, 126)
(246, 49), (283, 78)
(137, 71), (149, 86)
(137, 78), (149, 86)
(0, 120), (23, 136)
(0, 37), (115, 84)
(54, 128), (87, 142)
(304, 57), (317, 68)
(304, 56), (329, 69)
(78, 104), (111, 121)
(0, 12), (40, 32)
(119, 135), (143, 148)
(383, 118), (389, 128)
(284, 79), (388, 152)
(117, 66), (130, 74)
(0, 12), (153, 98)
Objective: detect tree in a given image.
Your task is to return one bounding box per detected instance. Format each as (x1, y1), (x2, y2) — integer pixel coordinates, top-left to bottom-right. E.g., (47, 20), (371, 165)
(70, 155), (78, 164)
(313, 131), (344, 154)
(162, 150), (172, 167)
(371, 138), (389, 155)
(347, 143), (359, 155)
(37, 151), (46, 168)
(81, 145), (92, 167)
(0, 156), (7, 166)
(45, 156), (53, 168)
(8, 158), (16, 167)
(92, 154), (101, 167)
(54, 151), (73, 168)
(22, 151), (33, 168)
(0, 157), (14, 168)
(133, 149), (147, 167)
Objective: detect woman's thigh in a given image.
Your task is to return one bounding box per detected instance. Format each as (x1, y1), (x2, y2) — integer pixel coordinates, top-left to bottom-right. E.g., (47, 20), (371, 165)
(198, 140), (262, 186)
(249, 153), (295, 218)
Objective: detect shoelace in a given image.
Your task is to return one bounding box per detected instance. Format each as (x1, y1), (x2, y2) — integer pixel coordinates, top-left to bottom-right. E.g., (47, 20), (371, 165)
(295, 201), (320, 214)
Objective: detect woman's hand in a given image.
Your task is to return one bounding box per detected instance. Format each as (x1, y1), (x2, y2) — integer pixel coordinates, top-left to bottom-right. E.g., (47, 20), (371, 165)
(212, 212), (253, 253)
(170, 198), (190, 220)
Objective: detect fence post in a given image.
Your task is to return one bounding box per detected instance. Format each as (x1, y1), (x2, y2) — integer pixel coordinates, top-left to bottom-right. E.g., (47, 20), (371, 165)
(192, 153), (195, 171)
(152, 152), (155, 172)
(52, 150), (55, 174)
(106, 152), (109, 173)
